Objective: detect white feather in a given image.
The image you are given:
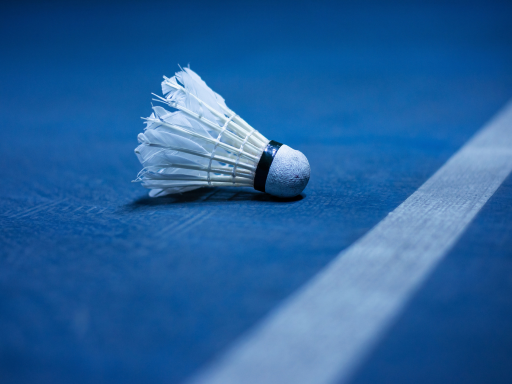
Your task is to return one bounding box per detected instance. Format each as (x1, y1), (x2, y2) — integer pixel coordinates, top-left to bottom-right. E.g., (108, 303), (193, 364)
(134, 67), (269, 197)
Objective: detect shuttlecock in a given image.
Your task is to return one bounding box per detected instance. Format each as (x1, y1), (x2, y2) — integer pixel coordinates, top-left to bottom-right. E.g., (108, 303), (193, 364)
(134, 67), (310, 198)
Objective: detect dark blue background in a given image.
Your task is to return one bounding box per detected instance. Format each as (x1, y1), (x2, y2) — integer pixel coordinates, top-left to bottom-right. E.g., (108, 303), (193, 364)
(1, 1), (512, 383)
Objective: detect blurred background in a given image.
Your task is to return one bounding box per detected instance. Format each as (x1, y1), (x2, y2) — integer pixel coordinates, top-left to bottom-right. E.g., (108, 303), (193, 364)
(1, 1), (512, 383)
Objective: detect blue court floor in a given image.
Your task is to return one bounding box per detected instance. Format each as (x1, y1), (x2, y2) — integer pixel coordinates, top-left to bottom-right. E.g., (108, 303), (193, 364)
(1, 1), (512, 383)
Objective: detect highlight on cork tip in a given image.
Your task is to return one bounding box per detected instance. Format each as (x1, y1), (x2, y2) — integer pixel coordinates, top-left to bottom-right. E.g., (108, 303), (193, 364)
(133, 66), (310, 198)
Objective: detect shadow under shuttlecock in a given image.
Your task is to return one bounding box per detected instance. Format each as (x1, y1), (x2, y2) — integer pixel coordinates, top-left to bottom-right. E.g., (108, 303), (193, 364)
(129, 187), (304, 207)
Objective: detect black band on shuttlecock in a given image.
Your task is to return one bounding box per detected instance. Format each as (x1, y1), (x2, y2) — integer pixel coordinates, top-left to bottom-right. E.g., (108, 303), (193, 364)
(254, 140), (283, 192)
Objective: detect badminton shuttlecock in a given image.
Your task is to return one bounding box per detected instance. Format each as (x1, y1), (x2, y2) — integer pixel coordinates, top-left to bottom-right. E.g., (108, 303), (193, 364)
(134, 68), (310, 198)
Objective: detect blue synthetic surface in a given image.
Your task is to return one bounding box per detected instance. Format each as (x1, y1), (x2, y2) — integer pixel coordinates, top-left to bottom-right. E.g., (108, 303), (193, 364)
(1, 1), (511, 383)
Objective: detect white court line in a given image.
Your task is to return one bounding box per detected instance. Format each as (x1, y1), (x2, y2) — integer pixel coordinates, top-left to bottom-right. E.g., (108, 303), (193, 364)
(186, 100), (512, 384)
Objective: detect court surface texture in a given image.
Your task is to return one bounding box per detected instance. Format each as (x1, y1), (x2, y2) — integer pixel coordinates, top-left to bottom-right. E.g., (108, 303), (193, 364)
(1, 1), (512, 383)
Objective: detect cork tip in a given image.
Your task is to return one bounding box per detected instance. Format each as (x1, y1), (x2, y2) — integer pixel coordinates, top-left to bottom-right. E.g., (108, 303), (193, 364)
(264, 145), (310, 198)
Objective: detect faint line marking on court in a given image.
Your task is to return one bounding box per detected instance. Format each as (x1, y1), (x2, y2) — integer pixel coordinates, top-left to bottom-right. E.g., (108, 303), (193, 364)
(153, 212), (194, 237)
(186, 99), (512, 384)
(5, 200), (116, 220)
(8, 198), (68, 219)
(175, 211), (213, 236)
(154, 211), (213, 238)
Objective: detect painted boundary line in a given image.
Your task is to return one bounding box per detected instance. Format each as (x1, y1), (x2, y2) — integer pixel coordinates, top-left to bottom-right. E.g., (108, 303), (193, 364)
(187, 100), (512, 384)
